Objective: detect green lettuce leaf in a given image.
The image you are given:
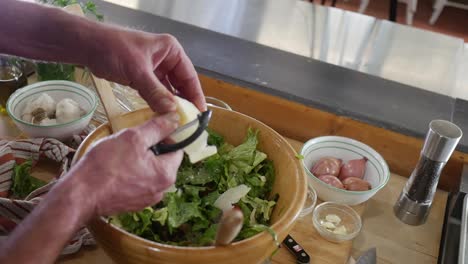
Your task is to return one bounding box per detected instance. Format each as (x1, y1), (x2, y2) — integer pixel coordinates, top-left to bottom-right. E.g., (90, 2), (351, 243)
(176, 165), (214, 186)
(152, 207), (168, 226)
(225, 129), (266, 174)
(198, 224), (218, 246)
(207, 128), (224, 147)
(242, 197), (276, 224)
(166, 193), (204, 229)
(112, 207), (154, 236)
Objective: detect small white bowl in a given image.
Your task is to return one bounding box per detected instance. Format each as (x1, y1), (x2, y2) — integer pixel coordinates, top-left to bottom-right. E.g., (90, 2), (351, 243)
(301, 136), (390, 205)
(312, 202), (362, 243)
(6, 80), (97, 141)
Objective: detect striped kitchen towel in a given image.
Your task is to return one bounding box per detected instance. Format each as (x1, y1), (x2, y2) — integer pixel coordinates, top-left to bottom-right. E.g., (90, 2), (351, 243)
(0, 138), (96, 255)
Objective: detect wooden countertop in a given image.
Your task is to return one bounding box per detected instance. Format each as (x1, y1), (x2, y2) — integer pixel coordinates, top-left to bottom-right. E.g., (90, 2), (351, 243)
(351, 176), (447, 264)
(54, 138), (447, 264)
(4, 72), (447, 263)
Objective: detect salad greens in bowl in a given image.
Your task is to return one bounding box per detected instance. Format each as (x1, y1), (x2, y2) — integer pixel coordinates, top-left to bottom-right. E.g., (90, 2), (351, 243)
(109, 129), (277, 246)
(73, 107), (307, 264)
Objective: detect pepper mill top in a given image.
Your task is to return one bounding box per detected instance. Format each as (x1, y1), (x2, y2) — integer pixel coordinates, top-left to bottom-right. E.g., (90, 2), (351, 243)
(422, 120), (462, 162)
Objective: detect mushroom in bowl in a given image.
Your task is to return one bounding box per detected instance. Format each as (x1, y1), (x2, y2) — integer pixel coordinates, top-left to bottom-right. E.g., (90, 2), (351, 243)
(6, 80), (97, 141)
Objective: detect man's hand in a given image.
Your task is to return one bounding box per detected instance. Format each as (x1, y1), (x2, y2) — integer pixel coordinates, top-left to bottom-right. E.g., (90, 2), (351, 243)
(0, 0), (206, 114)
(69, 112), (183, 217)
(0, 113), (184, 264)
(87, 30), (206, 114)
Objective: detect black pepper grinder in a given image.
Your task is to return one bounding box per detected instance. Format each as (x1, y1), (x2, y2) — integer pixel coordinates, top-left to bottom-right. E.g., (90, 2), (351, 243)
(394, 120), (462, 225)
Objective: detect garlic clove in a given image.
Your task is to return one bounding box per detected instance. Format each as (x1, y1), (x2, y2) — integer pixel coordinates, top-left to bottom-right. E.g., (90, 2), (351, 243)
(332, 225), (348, 235)
(325, 214), (342, 224)
(320, 220), (336, 230)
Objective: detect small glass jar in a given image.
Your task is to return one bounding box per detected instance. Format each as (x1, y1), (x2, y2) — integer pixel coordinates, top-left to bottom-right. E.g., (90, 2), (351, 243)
(0, 57), (28, 107)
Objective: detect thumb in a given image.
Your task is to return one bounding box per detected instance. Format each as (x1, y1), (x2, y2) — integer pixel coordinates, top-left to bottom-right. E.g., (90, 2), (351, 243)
(136, 71), (176, 114)
(135, 112), (180, 146)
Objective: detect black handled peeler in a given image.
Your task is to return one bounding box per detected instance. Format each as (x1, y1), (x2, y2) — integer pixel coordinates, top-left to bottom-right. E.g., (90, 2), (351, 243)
(149, 110), (212, 155)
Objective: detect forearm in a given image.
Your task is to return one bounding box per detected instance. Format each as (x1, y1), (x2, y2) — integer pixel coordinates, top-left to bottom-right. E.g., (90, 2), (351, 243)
(0, 0), (103, 66)
(0, 169), (94, 264)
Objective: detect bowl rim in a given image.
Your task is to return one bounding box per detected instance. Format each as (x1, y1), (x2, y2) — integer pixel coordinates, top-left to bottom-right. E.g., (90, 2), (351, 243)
(301, 136), (390, 195)
(74, 107), (307, 252)
(312, 201), (362, 240)
(6, 80), (98, 128)
(299, 185), (317, 217)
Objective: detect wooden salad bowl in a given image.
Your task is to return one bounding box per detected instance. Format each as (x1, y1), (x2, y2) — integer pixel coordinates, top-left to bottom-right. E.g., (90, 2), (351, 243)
(73, 107), (307, 264)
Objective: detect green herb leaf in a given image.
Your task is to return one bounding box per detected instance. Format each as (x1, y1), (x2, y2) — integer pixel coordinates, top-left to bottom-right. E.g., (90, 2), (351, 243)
(11, 160), (47, 199)
(295, 153), (304, 160)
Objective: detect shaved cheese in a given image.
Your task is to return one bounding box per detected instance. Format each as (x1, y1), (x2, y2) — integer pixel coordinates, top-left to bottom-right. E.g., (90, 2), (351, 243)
(214, 184), (251, 211)
(172, 96), (217, 163)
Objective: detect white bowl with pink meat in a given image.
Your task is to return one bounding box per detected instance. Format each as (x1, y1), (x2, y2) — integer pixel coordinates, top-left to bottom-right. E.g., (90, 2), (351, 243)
(301, 136), (390, 205)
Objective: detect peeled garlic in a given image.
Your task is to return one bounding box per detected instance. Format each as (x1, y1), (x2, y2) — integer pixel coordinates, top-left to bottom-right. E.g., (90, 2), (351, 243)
(320, 214), (349, 235)
(325, 214), (342, 224)
(320, 220), (337, 230)
(332, 225), (348, 235)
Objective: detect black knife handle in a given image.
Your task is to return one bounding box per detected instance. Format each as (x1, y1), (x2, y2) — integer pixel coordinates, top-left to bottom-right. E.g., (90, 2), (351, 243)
(282, 234), (310, 264)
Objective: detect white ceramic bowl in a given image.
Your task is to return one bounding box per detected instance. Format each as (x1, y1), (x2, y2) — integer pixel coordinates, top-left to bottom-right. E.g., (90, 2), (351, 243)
(6, 80), (97, 141)
(301, 136), (390, 205)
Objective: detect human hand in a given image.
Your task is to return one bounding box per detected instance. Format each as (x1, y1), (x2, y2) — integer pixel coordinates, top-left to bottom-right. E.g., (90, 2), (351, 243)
(87, 27), (206, 114)
(67, 113), (183, 217)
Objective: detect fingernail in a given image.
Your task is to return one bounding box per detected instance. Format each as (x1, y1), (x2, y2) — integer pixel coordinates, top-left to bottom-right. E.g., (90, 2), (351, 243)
(161, 98), (176, 111)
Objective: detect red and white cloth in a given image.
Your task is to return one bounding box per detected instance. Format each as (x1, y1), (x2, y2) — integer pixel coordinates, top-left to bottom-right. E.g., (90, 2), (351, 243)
(0, 138), (95, 255)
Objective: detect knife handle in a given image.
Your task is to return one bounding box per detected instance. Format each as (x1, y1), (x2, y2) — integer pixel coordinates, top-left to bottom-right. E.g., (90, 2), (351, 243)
(282, 234), (310, 264)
